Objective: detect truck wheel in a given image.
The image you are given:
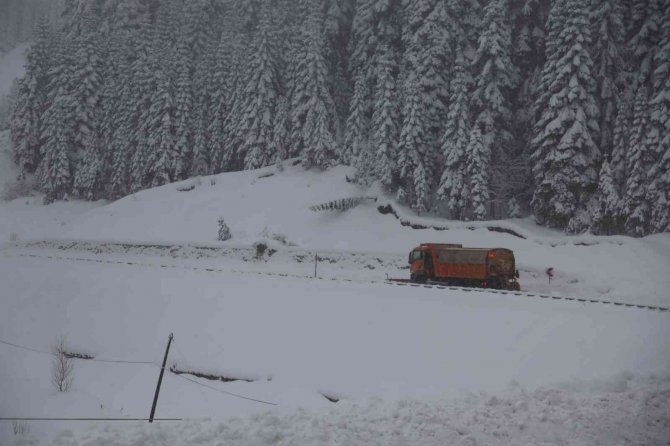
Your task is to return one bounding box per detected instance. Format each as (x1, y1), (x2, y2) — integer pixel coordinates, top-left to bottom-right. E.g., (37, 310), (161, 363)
(411, 274), (426, 284)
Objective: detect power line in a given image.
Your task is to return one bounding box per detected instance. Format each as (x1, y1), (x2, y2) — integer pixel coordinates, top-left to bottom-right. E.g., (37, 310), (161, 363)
(0, 339), (51, 355)
(169, 372), (278, 406)
(170, 337), (277, 406)
(0, 338), (155, 365)
(80, 358), (156, 365)
(2, 336), (277, 406)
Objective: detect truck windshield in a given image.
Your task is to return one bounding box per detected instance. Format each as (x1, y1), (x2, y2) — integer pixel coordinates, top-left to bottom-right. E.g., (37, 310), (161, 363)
(411, 251), (422, 261)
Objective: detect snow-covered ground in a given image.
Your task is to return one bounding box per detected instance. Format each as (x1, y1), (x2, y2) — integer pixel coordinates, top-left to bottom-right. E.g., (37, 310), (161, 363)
(1, 163), (669, 445)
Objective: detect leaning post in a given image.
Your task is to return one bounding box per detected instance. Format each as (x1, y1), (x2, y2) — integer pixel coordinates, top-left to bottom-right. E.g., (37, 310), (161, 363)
(149, 333), (173, 423)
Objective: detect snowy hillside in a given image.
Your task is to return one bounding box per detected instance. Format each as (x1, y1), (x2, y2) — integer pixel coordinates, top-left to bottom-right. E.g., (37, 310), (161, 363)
(1, 164), (669, 445)
(5, 163), (668, 306)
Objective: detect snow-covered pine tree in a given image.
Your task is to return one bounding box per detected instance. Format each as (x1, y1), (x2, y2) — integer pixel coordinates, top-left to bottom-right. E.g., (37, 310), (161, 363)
(105, 2), (144, 199)
(622, 85), (651, 236)
(530, 0), (600, 232)
(186, 49), (209, 178)
(184, 0), (214, 63)
(648, 148), (670, 233)
(39, 95), (72, 203)
(511, 0), (550, 76)
(372, 44), (399, 190)
(437, 51), (471, 219)
(628, 0), (663, 89)
(590, 159), (622, 234)
(11, 16), (52, 177)
(270, 96), (290, 168)
(646, 1), (670, 233)
(401, 0), (451, 158)
(470, 0), (519, 215)
(590, 0), (626, 157)
(465, 122), (490, 221)
(347, 0), (375, 85)
(74, 130), (104, 200)
(446, 0), (483, 56)
(291, 7), (339, 169)
(610, 87), (633, 193)
(173, 34), (194, 181)
(210, 31), (242, 172)
(236, 8), (282, 170)
(510, 0), (550, 207)
(397, 74), (430, 213)
(342, 74), (369, 167)
(38, 29), (76, 198)
(128, 12), (156, 191)
(343, 0), (400, 176)
(146, 68), (175, 188)
(71, 11), (102, 156)
(322, 0), (355, 126)
(217, 216), (232, 241)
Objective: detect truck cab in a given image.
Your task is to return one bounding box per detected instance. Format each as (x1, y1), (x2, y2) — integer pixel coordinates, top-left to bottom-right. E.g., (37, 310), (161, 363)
(409, 248), (430, 282)
(409, 243), (463, 283)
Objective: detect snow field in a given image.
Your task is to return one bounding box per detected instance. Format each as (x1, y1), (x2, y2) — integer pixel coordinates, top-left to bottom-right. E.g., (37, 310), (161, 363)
(45, 379), (670, 446)
(1, 254), (669, 444)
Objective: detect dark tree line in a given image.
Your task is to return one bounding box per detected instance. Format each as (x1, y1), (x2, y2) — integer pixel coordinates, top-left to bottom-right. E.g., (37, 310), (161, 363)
(9, 0), (670, 236)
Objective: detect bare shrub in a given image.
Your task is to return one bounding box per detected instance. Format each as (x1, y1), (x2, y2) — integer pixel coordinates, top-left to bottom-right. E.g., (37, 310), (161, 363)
(12, 421), (30, 436)
(51, 335), (74, 392)
(9, 232), (19, 242)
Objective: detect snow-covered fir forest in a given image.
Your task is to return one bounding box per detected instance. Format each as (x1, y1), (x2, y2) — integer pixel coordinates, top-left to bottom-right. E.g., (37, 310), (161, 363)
(6, 0), (670, 236)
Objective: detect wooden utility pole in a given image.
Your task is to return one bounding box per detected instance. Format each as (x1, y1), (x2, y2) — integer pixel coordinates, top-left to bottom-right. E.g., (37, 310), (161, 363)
(149, 333), (173, 423)
(314, 254), (318, 278)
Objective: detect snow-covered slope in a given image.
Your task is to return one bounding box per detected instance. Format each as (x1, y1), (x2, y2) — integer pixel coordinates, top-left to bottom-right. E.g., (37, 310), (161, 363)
(1, 164), (669, 445)
(1, 254), (669, 445)
(20, 163), (669, 306)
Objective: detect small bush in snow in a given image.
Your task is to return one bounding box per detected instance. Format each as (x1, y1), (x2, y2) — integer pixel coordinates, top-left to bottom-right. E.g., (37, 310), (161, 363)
(51, 335), (74, 392)
(210, 178), (216, 186)
(176, 177), (203, 192)
(309, 196), (377, 212)
(217, 217), (232, 241)
(2, 175), (37, 201)
(176, 184), (196, 192)
(9, 232), (19, 242)
(254, 242), (268, 259)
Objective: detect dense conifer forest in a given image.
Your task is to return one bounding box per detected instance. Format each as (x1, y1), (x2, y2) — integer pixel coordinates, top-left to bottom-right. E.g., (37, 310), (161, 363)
(6, 0), (670, 236)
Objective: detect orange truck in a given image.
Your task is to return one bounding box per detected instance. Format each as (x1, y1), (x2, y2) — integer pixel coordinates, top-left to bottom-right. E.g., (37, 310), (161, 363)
(408, 243), (520, 290)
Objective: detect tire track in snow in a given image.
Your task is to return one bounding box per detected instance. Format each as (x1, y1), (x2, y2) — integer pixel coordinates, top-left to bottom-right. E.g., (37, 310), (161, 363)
(4, 251), (669, 314)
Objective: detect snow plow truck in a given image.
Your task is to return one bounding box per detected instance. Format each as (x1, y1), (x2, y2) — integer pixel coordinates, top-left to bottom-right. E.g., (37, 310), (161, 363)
(407, 243), (520, 291)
